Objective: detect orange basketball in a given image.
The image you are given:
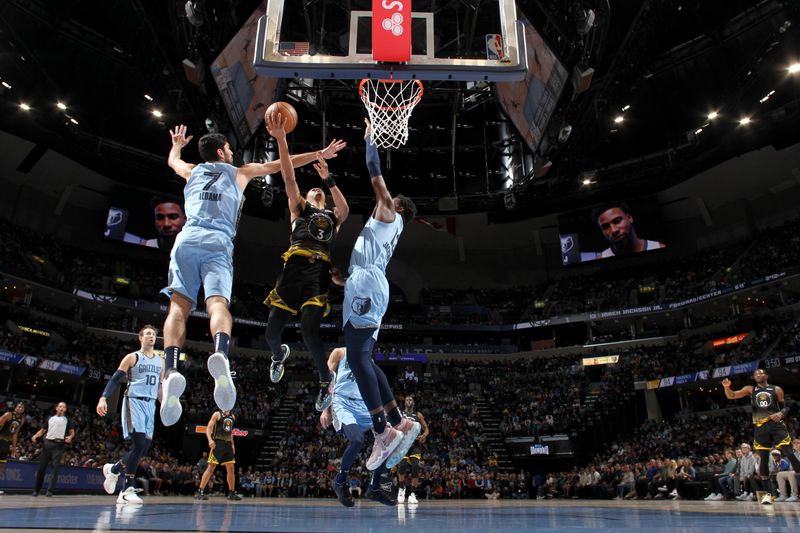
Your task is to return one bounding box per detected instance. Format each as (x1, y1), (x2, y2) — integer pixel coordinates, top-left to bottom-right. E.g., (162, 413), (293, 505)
(265, 101), (298, 133)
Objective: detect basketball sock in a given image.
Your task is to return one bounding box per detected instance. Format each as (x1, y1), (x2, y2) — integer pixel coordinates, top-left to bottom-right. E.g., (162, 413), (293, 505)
(110, 461), (124, 475)
(164, 346), (181, 371)
(214, 332), (231, 358)
(387, 407), (402, 427)
(372, 412), (387, 435)
(335, 471), (347, 485)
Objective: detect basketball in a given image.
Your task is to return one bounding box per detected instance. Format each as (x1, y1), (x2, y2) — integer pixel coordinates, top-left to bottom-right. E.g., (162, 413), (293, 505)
(265, 101), (298, 133)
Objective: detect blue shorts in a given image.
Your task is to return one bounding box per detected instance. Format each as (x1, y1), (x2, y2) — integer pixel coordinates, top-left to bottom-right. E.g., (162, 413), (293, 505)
(342, 267), (389, 340)
(161, 230), (233, 310)
(122, 397), (156, 439)
(332, 396), (372, 432)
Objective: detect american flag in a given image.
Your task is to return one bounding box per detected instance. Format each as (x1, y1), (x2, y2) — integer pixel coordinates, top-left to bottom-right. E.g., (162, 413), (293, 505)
(279, 41), (310, 56)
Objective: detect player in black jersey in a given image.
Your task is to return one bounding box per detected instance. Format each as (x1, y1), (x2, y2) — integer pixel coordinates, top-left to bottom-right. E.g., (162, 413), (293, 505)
(0, 402), (26, 493)
(265, 140), (349, 412)
(723, 369), (800, 505)
(196, 410), (241, 501)
(396, 395), (429, 504)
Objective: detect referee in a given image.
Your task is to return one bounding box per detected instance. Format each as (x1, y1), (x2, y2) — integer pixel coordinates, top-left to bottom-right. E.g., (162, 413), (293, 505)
(31, 402), (75, 497)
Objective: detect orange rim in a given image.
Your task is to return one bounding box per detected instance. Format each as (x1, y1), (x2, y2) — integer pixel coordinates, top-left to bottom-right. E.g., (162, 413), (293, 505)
(359, 79), (424, 112)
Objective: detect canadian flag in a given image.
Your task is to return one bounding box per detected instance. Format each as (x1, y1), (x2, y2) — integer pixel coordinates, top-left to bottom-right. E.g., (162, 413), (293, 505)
(373, 0), (411, 62)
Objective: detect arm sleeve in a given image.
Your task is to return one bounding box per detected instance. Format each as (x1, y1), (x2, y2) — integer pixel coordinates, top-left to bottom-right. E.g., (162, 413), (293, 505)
(365, 135), (382, 178)
(102, 370), (126, 398)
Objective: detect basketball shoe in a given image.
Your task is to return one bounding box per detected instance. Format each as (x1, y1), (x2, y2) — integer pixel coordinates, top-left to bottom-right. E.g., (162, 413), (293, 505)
(270, 345), (290, 383)
(160, 369), (186, 426)
(208, 352), (237, 412)
(386, 418), (421, 469)
(366, 427), (403, 471)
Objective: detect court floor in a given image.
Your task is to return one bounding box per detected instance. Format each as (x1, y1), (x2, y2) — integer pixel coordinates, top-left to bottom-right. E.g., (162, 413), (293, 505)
(0, 496), (799, 532)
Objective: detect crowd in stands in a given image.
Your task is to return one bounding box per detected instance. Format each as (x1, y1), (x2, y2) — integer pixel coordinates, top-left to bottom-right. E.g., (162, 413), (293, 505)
(4, 217), (800, 329)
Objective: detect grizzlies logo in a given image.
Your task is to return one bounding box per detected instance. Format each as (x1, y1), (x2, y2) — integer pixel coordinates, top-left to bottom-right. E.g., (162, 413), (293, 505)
(352, 297), (372, 316)
(308, 212), (335, 242)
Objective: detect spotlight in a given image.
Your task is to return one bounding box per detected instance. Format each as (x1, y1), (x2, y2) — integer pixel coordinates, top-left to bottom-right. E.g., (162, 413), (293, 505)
(788, 62), (800, 74)
(152, 109), (163, 118)
(1, 81), (11, 89)
(707, 111), (718, 120)
(19, 102), (30, 111)
(144, 94), (154, 101)
(56, 102), (67, 110)
(613, 116), (624, 124)
(739, 116), (751, 125)
(621, 105), (630, 111)
(582, 178), (592, 186)
(69, 118), (79, 125)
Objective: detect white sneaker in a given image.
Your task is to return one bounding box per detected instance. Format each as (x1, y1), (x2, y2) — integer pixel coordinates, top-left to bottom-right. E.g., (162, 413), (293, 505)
(207, 352), (236, 412)
(117, 486), (143, 505)
(159, 370), (186, 426)
(408, 492), (418, 504)
(386, 418), (422, 469)
(761, 493), (773, 505)
(397, 487), (406, 503)
(748, 493), (756, 501)
(704, 493), (715, 501)
(776, 495), (787, 502)
(736, 492), (749, 501)
(366, 427), (403, 471)
(786, 495), (799, 502)
(712, 494), (725, 501)
(102, 463), (119, 494)
(668, 489), (678, 498)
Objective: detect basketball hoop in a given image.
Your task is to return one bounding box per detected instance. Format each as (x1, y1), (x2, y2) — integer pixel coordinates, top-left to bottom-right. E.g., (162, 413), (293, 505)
(359, 78), (424, 149)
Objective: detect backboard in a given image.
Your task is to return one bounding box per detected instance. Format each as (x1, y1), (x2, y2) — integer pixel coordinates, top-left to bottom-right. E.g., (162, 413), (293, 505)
(253, 0), (527, 82)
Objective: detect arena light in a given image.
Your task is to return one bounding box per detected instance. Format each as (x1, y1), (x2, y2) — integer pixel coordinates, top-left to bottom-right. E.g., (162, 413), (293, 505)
(707, 111), (718, 120)
(739, 116), (751, 125)
(1, 81), (11, 89)
(144, 94), (154, 101)
(152, 109), (163, 118)
(613, 115), (624, 124)
(19, 102), (30, 111)
(788, 62), (800, 74)
(759, 90), (776, 103)
(56, 101), (67, 110)
(621, 104), (630, 111)
(69, 118), (79, 125)
(582, 178), (592, 186)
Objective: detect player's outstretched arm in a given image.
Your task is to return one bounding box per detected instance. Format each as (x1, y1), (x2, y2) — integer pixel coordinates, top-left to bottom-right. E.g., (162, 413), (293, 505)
(721, 378), (752, 400)
(364, 119), (395, 223)
(167, 125), (196, 180)
(313, 154), (350, 227)
(237, 139), (347, 181)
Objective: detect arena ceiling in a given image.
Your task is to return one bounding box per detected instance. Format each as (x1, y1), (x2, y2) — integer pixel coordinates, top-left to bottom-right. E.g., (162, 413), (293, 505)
(0, 0), (799, 218)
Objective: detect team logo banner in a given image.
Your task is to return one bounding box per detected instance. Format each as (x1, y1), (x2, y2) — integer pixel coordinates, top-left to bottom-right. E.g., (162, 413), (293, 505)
(372, 0), (411, 62)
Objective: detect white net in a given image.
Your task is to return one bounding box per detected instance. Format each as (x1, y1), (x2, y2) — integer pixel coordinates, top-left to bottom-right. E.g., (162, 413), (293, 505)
(359, 79), (424, 149)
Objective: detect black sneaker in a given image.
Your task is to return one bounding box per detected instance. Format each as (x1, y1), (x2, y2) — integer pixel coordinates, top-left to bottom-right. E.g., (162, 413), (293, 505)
(195, 490), (208, 500)
(333, 481), (355, 508)
(31, 491), (39, 497)
(45, 491), (53, 497)
(227, 492), (242, 501)
(314, 371), (336, 412)
(366, 486), (397, 506)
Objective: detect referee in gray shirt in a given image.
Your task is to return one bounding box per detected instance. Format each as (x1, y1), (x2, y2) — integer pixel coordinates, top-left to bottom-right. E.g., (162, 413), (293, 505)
(31, 402), (75, 496)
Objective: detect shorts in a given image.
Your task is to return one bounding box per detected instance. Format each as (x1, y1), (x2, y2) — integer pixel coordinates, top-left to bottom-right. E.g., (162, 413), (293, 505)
(0, 439), (10, 462)
(264, 255), (330, 314)
(161, 230), (233, 310)
(398, 455), (421, 477)
(332, 396), (372, 432)
(209, 440), (235, 465)
(342, 267), (389, 339)
(122, 397), (157, 439)
(753, 420), (791, 451)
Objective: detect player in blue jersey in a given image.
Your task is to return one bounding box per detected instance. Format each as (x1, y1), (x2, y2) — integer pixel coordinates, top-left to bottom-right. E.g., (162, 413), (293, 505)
(97, 324), (163, 505)
(161, 122), (346, 427)
(340, 120), (421, 473)
(320, 347), (395, 507)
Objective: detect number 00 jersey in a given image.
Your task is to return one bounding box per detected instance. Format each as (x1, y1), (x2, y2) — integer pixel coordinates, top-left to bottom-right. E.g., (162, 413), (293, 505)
(752, 385), (781, 426)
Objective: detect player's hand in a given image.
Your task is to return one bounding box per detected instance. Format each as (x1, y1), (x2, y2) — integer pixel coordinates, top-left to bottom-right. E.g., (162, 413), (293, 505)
(209, 441), (216, 450)
(721, 378), (731, 389)
(320, 139), (346, 159)
(96, 397), (108, 417)
(418, 435), (427, 444)
(331, 266), (346, 287)
(770, 412), (784, 422)
(364, 118), (373, 140)
(31, 435), (37, 443)
(313, 154), (329, 179)
(266, 112), (287, 140)
(170, 125), (193, 148)
(320, 410), (331, 429)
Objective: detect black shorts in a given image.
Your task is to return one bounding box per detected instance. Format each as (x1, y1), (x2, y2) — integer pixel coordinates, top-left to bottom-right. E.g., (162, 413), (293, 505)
(208, 440), (235, 465)
(397, 455), (421, 477)
(753, 420), (792, 451)
(264, 255), (330, 314)
(0, 440), (10, 462)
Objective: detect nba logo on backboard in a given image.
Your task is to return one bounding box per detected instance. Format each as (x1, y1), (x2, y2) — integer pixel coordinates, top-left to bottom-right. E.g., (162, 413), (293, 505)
(486, 34), (504, 61)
